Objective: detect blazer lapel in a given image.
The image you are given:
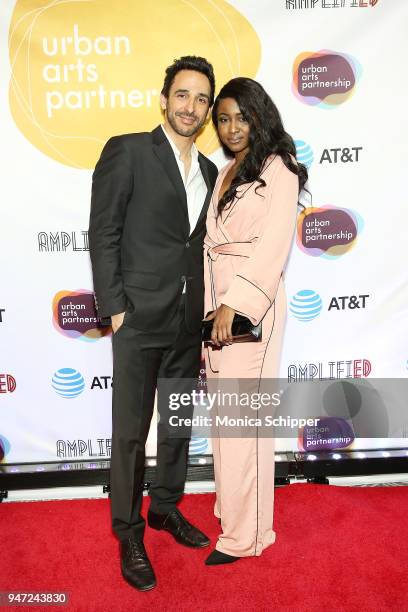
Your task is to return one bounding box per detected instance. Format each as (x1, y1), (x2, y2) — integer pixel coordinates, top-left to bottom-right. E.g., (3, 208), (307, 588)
(189, 154), (212, 239)
(152, 126), (189, 226)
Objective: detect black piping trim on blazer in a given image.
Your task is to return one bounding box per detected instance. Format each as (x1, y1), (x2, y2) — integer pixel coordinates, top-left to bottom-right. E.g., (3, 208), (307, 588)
(204, 253), (222, 374)
(235, 275), (272, 306)
(222, 156), (276, 223)
(253, 300), (276, 556)
(222, 254), (249, 258)
(209, 256), (217, 313)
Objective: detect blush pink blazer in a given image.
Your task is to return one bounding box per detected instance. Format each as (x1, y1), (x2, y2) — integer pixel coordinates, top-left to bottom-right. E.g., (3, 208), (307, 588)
(204, 154), (299, 326)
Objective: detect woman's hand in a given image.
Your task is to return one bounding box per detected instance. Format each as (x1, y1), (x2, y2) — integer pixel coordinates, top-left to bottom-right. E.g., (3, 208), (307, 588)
(206, 304), (236, 346)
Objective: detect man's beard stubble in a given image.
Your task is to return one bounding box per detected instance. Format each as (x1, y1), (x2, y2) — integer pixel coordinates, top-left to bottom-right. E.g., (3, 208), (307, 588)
(167, 110), (207, 138)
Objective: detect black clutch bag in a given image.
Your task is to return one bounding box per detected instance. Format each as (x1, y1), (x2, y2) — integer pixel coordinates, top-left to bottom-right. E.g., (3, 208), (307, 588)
(202, 312), (262, 344)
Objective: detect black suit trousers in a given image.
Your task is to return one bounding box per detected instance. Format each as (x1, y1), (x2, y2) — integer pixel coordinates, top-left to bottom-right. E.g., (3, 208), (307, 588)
(110, 296), (201, 541)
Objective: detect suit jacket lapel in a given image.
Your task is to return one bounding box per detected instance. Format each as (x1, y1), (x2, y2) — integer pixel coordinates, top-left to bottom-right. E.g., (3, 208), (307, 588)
(189, 154), (212, 239)
(152, 126), (189, 227)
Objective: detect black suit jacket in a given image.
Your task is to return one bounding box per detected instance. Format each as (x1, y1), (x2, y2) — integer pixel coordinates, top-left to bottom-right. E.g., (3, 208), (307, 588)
(89, 125), (218, 333)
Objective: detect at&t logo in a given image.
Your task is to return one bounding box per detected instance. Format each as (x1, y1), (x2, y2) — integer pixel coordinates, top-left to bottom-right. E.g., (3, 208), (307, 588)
(320, 147), (362, 164)
(0, 435), (11, 461)
(52, 368), (85, 398)
(328, 295), (369, 310)
(290, 291), (370, 320)
(289, 290), (323, 321)
(295, 140), (313, 169)
(189, 437), (208, 455)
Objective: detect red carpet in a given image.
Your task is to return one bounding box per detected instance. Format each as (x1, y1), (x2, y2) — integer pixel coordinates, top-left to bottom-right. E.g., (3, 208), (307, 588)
(1, 484), (407, 612)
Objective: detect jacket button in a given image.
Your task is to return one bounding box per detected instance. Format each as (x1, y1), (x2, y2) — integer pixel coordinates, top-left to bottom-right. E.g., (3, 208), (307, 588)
(181, 275), (186, 283)
(186, 241), (190, 248)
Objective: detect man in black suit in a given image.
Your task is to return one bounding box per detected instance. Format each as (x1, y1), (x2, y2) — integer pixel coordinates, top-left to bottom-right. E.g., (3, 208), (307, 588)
(89, 56), (218, 591)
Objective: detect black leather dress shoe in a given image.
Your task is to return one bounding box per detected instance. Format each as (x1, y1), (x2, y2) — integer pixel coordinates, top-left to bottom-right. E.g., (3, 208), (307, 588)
(120, 537), (156, 591)
(148, 508), (210, 548)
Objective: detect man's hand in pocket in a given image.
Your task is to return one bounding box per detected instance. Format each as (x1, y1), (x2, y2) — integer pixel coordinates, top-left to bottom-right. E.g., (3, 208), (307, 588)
(111, 311), (125, 334)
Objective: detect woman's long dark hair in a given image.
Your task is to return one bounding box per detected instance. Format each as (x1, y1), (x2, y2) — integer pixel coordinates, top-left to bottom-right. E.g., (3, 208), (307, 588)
(212, 77), (308, 217)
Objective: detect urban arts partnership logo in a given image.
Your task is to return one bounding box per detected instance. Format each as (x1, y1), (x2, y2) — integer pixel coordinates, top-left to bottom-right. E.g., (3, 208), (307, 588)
(298, 417), (355, 452)
(52, 290), (110, 340)
(9, 0), (261, 167)
(52, 368), (85, 398)
(292, 50), (362, 108)
(297, 205), (364, 258)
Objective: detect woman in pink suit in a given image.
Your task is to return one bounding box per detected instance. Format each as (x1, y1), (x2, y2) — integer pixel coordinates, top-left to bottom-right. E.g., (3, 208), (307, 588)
(204, 78), (308, 565)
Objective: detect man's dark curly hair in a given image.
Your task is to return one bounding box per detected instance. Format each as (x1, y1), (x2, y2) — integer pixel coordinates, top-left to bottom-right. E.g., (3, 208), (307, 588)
(161, 55), (215, 106)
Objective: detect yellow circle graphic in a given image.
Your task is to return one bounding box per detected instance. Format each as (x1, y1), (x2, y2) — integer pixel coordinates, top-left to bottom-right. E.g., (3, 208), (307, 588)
(9, 0), (261, 168)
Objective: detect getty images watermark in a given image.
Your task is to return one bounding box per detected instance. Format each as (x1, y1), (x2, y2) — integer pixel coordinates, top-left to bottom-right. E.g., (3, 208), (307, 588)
(167, 388), (319, 431)
(157, 377), (408, 439)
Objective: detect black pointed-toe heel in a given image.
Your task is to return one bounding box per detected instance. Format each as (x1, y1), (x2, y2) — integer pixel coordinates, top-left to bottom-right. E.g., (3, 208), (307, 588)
(205, 549), (240, 565)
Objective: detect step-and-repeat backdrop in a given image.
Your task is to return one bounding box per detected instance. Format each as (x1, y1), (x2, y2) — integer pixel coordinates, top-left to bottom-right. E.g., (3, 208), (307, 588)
(1, 0), (407, 464)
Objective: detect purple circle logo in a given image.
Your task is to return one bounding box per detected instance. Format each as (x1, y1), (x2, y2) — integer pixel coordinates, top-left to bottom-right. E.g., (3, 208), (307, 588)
(52, 290), (111, 341)
(299, 417), (355, 452)
(297, 205), (364, 259)
(292, 50), (362, 108)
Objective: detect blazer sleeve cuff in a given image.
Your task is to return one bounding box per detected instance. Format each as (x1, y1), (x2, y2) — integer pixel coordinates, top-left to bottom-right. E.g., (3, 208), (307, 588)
(95, 296), (127, 320)
(221, 276), (271, 326)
